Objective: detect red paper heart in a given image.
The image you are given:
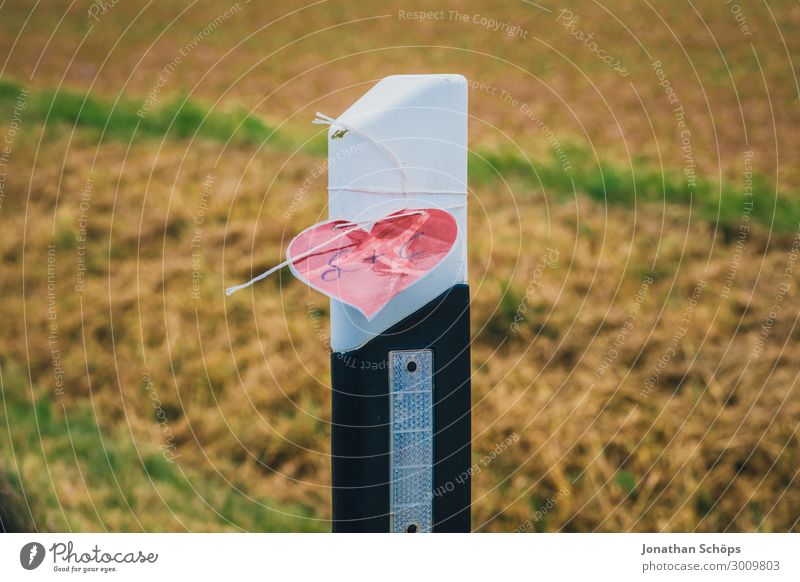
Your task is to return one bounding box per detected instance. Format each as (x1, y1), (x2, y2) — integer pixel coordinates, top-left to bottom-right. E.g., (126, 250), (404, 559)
(287, 209), (458, 319)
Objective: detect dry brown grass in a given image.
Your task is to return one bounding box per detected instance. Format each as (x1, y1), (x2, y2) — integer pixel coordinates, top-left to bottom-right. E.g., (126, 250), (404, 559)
(2, 129), (798, 531)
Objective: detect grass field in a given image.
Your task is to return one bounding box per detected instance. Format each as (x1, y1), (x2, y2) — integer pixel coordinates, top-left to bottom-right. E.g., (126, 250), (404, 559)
(1, 0), (799, 532)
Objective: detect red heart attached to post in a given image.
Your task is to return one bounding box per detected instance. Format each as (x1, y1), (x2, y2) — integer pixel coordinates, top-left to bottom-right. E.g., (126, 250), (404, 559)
(287, 209), (458, 319)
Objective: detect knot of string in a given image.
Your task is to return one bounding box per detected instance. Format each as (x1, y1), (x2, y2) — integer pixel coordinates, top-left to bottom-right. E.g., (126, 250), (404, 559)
(313, 112), (410, 198)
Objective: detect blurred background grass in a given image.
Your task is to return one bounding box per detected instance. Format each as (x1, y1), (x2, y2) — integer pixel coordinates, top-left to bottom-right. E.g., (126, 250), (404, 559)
(0, 0), (798, 532)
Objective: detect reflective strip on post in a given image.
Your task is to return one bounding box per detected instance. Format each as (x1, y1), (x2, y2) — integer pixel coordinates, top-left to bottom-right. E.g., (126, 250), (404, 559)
(389, 350), (434, 533)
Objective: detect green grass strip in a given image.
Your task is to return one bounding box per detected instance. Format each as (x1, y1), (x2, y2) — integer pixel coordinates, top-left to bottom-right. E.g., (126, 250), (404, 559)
(0, 77), (274, 145)
(1, 76), (795, 232)
(471, 147), (797, 233)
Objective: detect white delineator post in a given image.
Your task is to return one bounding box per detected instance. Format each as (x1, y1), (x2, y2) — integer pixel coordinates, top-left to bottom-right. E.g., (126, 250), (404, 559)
(324, 74), (471, 532)
(326, 74), (468, 350)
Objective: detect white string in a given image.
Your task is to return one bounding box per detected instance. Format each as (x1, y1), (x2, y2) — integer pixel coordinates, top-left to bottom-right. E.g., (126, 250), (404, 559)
(328, 186), (467, 195)
(316, 112), (467, 198)
(224, 204), (466, 296)
(225, 112), (468, 297)
(225, 225), (357, 296)
(331, 208), (424, 229)
(330, 203), (467, 229)
(314, 112), (409, 197)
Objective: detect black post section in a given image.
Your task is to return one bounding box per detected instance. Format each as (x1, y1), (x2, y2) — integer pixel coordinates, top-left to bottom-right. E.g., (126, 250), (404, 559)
(331, 284), (472, 532)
